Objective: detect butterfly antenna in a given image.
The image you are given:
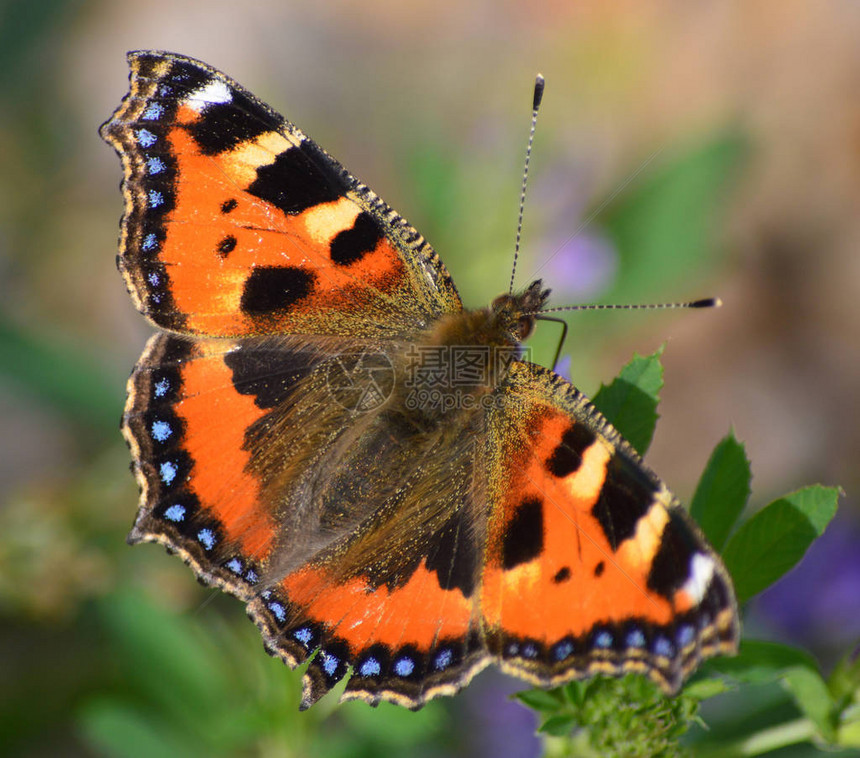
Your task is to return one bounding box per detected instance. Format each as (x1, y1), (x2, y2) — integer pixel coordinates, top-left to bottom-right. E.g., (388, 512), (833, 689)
(509, 74), (545, 295)
(526, 297), (722, 316)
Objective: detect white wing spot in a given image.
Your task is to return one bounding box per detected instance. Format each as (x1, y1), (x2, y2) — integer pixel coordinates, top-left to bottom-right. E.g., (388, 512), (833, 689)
(682, 553), (715, 604)
(185, 80), (232, 112)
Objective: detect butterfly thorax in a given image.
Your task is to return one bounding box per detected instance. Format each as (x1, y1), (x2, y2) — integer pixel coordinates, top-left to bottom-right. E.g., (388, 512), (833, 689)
(389, 281), (550, 426)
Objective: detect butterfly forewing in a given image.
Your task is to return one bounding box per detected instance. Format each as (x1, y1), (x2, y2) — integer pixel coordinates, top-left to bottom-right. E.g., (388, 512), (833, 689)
(101, 51), (461, 340)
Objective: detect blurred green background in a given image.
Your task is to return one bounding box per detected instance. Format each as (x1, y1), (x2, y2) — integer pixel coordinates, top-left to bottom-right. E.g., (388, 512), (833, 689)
(1, 1), (858, 756)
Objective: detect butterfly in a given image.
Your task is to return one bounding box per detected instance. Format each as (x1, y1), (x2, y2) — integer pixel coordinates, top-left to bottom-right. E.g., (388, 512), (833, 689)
(100, 51), (738, 710)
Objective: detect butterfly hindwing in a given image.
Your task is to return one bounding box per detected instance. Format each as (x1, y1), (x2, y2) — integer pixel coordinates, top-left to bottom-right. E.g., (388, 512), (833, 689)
(481, 361), (738, 692)
(124, 333), (380, 600)
(100, 51), (461, 339)
(247, 407), (491, 709)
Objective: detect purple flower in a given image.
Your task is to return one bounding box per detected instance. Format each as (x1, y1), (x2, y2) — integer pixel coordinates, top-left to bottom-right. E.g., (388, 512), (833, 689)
(523, 156), (617, 301)
(463, 671), (541, 758)
(754, 512), (860, 649)
(554, 354), (572, 382)
(538, 231), (618, 301)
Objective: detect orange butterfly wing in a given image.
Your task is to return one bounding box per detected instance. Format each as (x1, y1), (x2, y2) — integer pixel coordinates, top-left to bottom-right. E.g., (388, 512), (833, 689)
(101, 51), (461, 339)
(481, 362), (738, 692)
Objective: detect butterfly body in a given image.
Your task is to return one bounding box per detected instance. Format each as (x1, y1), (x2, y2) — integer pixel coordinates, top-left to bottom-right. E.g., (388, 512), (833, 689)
(102, 51), (738, 710)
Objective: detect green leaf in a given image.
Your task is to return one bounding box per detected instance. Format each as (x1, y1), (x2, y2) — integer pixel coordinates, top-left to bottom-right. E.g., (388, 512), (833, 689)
(539, 713), (578, 736)
(828, 646), (860, 702)
(721, 485), (839, 603)
(829, 648), (860, 747)
(96, 591), (234, 738)
(514, 687), (566, 712)
(563, 680), (588, 707)
(592, 348), (664, 454)
(706, 640), (838, 742)
(708, 639), (820, 683)
(690, 431), (751, 549)
(706, 642), (822, 704)
(783, 666), (838, 742)
(0, 316), (122, 436)
(682, 677), (734, 701)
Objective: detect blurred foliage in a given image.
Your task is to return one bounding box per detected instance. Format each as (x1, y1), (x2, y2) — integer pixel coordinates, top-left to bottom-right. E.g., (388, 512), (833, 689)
(523, 127), (744, 378)
(600, 132), (746, 303)
(0, 318), (122, 438)
(0, 0), (80, 95)
(76, 590), (450, 758)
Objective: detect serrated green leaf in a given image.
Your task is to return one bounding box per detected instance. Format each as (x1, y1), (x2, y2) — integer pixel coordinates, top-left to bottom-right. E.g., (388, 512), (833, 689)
(514, 687), (566, 712)
(690, 432), (751, 549)
(682, 677), (733, 701)
(592, 349), (664, 454)
(721, 485), (839, 603)
(539, 713), (578, 736)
